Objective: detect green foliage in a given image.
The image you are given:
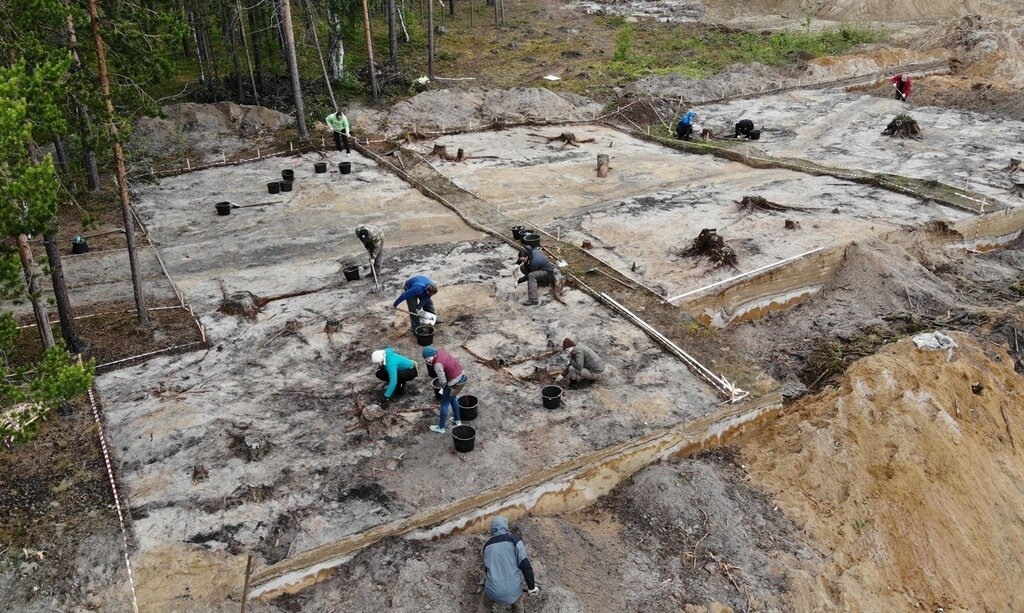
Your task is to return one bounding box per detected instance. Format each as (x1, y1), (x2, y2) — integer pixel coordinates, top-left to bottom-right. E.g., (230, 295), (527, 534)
(0, 327), (95, 448)
(606, 25), (880, 80)
(612, 25), (634, 62)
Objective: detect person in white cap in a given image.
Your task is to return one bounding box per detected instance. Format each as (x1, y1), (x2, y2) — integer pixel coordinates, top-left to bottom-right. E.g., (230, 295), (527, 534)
(372, 347), (418, 402)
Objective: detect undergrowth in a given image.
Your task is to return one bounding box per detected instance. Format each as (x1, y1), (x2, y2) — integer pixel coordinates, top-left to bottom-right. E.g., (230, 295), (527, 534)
(607, 23), (881, 79)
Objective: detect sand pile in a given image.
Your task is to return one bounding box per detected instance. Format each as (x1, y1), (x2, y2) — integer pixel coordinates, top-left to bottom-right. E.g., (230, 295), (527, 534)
(352, 88), (605, 138)
(131, 102), (293, 165)
(744, 333), (1024, 611)
(704, 0), (1014, 21)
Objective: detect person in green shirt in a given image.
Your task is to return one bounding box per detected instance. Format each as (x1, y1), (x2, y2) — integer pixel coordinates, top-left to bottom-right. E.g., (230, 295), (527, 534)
(325, 110), (351, 154)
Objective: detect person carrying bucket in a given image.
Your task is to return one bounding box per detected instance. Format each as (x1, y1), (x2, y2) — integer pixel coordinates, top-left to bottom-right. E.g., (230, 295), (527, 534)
(392, 275), (438, 333)
(516, 247), (562, 306)
(325, 109), (351, 153)
(555, 338), (606, 388)
(481, 516), (539, 611)
(355, 225), (384, 281)
(422, 346), (467, 434)
(371, 348), (418, 402)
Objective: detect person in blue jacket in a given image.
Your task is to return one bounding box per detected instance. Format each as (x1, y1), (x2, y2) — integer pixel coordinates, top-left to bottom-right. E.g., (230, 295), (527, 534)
(482, 516), (538, 611)
(676, 110), (696, 140)
(371, 348), (418, 401)
(392, 275), (438, 333)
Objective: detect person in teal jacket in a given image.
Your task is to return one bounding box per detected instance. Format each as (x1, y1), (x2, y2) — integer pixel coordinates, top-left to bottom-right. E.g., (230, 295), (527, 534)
(371, 347), (418, 400)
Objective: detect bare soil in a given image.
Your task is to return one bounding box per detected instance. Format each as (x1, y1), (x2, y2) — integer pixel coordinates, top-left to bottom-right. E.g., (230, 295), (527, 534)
(12, 305), (205, 369)
(0, 401), (131, 611)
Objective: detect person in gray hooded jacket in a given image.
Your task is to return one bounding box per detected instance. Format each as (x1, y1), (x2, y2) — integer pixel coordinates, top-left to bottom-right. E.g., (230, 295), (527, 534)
(482, 516), (538, 611)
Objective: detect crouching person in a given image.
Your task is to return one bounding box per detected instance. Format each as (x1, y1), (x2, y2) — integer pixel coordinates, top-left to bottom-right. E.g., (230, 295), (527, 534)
(556, 338), (607, 387)
(423, 346), (468, 433)
(372, 348), (418, 403)
(516, 247), (562, 306)
(482, 517), (539, 612)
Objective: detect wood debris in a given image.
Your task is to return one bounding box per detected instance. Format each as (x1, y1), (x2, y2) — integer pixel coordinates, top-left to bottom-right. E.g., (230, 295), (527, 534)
(881, 114), (921, 139)
(528, 131), (595, 148)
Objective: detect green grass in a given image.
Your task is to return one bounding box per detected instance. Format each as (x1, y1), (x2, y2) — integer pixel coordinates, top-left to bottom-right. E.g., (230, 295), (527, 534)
(606, 24), (881, 80)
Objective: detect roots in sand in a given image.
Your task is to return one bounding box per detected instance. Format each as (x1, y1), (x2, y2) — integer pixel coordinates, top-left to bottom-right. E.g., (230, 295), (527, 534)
(429, 144), (466, 162)
(881, 114), (921, 139)
(529, 131), (596, 149)
(737, 195), (812, 213)
(681, 228), (738, 269)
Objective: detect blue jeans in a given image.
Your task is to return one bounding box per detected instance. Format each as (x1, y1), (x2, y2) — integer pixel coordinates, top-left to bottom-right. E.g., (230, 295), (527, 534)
(438, 374), (467, 428)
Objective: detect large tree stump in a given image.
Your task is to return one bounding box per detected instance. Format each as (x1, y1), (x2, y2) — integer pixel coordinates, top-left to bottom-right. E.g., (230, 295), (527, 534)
(596, 154), (610, 178)
(681, 228), (738, 269)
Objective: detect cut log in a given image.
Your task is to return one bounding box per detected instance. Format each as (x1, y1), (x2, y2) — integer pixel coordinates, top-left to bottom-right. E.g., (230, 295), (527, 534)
(596, 153), (610, 178)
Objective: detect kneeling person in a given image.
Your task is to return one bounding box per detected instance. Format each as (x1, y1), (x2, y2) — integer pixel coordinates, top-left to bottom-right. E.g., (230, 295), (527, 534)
(734, 119), (755, 138)
(557, 338), (606, 386)
(372, 347), (418, 401)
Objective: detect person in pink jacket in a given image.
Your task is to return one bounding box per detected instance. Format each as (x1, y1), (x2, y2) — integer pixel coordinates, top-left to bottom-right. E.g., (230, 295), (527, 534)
(422, 346), (469, 433)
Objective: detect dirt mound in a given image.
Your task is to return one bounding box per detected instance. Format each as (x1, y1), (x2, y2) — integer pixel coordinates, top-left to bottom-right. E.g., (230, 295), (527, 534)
(729, 239), (962, 387)
(743, 334), (1024, 611)
(629, 62), (791, 102)
(704, 0), (1014, 21)
(356, 88), (605, 138)
(131, 102), (293, 164)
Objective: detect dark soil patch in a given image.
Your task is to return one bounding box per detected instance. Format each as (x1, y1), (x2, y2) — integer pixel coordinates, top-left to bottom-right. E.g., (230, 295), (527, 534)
(12, 305), (205, 369)
(0, 401), (126, 609)
(52, 188), (152, 254)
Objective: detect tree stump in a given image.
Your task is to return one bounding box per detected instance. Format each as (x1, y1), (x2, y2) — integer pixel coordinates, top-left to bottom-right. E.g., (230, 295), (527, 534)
(1005, 158), (1021, 173)
(596, 154), (610, 178)
(218, 291), (262, 319)
(785, 219), (800, 230)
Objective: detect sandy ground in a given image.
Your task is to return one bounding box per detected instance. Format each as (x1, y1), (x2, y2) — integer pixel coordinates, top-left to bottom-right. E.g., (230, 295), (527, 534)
(695, 89), (1024, 203)
(253, 449), (825, 613)
(428, 124), (968, 298)
(744, 333), (1024, 612)
(94, 148), (718, 609)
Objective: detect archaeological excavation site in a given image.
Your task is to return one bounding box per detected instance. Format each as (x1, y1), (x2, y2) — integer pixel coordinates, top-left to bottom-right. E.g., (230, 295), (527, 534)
(3, 0), (1024, 612)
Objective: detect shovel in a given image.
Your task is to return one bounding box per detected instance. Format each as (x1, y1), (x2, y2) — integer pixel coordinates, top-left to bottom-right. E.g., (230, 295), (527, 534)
(369, 260), (383, 293)
(229, 200), (283, 209)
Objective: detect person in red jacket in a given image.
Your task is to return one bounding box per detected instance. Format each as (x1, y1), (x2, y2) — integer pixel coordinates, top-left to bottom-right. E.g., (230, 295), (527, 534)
(891, 73), (912, 102)
(423, 346), (469, 433)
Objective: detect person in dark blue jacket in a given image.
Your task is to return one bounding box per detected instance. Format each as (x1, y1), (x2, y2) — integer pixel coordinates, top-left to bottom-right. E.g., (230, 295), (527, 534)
(392, 275), (438, 332)
(676, 111), (696, 140)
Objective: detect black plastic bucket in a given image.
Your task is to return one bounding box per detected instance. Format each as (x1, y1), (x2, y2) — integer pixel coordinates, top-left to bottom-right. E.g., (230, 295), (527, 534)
(314, 161), (327, 173)
(71, 236), (89, 254)
(522, 233), (540, 248)
(279, 180), (293, 192)
(416, 325), (435, 347)
(459, 395), (479, 421)
(451, 425), (476, 453)
(511, 225), (525, 240)
(339, 162), (352, 174)
(215, 201), (232, 216)
(281, 169), (295, 181)
(343, 266), (360, 281)
(541, 385), (562, 410)
(431, 377), (444, 399)
(267, 181), (280, 194)
(748, 130), (761, 140)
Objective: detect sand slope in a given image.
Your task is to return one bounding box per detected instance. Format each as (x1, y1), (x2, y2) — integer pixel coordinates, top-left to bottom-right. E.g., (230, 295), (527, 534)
(744, 333), (1024, 611)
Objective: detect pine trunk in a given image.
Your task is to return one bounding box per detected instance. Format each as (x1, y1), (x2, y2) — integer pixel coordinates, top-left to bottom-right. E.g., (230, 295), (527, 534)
(387, 0), (398, 68)
(327, 2), (345, 80)
(224, 3), (244, 102)
(237, 0), (260, 103)
(44, 234), (86, 353)
(17, 235), (55, 350)
(248, 2), (265, 93)
(427, 0), (434, 79)
(361, 0), (380, 102)
(279, 0), (309, 139)
(87, 0), (151, 326)
(62, 0), (101, 191)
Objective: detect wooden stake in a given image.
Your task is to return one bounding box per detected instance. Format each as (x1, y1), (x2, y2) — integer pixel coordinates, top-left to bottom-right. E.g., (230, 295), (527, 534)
(240, 553), (253, 612)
